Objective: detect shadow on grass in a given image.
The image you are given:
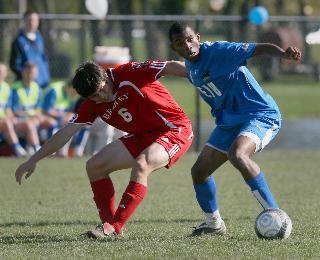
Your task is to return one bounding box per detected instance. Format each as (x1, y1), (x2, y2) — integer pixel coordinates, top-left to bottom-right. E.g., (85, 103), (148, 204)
(0, 233), (132, 245)
(0, 234), (86, 244)
(130, 217), (202, 224)
(0, 218), (241, 244)
(0, 217), (204, 228)
(0, 220), (97, 228)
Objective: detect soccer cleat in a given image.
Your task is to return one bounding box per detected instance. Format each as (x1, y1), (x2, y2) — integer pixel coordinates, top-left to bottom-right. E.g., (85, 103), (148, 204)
(86, 223), (120, 239)
(192, 219), (227, 236)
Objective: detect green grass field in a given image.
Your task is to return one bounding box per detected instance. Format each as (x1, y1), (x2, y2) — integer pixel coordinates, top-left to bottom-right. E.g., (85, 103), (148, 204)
(1, 151), (320, 259)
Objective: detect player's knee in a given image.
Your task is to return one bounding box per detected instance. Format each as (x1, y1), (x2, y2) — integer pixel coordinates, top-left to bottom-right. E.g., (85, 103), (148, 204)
(131, 159), (150, 180)
(86, 157), (110, 179)
(133, 159), (149, 173)
(228, 149), (248, 167)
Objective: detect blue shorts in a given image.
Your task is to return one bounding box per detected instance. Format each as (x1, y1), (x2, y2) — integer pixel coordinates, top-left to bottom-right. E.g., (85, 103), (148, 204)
(207, 117), (281, 153)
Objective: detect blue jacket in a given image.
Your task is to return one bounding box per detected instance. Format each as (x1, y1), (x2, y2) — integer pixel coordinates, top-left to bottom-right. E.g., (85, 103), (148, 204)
(10, 30), (50, 89)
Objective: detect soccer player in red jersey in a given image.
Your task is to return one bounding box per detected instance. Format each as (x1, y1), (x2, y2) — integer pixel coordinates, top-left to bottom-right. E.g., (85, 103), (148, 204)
(15, 60), (193, 239)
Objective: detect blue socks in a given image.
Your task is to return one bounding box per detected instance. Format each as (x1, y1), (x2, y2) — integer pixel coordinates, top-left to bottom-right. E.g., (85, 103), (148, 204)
(246, 172), (278, 209)
(194, 172), (277, 214)
(194, 176), (218, 213)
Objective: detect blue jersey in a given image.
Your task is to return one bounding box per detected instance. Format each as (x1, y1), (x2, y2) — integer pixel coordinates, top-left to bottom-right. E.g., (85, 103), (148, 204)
(10, 30), (50, 88)
(185, 41), (281, 128)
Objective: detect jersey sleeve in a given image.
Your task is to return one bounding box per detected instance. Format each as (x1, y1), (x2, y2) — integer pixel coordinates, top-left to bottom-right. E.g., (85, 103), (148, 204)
(212, 41), (256, 76)
(69, 99), (98, 125)
(111, 61), (166, 88)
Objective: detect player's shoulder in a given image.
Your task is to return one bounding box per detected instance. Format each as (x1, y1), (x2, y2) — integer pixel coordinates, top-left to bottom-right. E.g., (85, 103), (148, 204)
(74, 98), (99, 116)
(130, 61), (166, 70)
(78, 98), (95, 109)
(202, 40), (229, 47)
(200, 41), (230, 56)
(114, 61), (166, 77)
(113, 61), (150, 74)
(211, 41), (234, 49)
(116, 60), (166, 69)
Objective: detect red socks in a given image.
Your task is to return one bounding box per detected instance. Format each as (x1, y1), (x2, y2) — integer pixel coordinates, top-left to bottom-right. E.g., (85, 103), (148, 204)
(112, 181), (147, 234)
(90, 178), (115, 223)
(90, 179), (147, 234)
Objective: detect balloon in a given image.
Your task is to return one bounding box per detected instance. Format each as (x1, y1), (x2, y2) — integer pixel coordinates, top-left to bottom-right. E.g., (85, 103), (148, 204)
(249, 6), (269, 26)
(85, 0), (108, 18)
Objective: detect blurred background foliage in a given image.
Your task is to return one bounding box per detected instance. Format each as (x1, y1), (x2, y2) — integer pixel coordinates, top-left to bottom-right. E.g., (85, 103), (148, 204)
(0, 0), (319, 16)
(0, 0), (319, 83)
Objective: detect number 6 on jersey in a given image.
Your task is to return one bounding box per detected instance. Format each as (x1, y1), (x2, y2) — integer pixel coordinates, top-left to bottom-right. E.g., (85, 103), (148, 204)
(118, 108), (133, 122)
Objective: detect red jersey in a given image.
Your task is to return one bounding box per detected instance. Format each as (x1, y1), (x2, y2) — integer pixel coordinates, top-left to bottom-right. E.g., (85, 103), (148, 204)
(71, 61), (190, 135)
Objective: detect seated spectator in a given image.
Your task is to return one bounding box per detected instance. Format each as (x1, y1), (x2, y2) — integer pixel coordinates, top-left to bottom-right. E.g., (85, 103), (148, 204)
(11, 62), (56, 154)
(0, 62), (39, 157)
(43, 80), (78, 157)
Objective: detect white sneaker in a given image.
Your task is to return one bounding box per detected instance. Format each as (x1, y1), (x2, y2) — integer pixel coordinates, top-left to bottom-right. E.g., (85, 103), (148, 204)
(192, 219), (227, 236)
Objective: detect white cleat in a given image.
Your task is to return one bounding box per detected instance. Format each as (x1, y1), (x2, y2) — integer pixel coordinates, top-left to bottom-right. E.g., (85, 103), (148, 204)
(192, 220), (227, 236)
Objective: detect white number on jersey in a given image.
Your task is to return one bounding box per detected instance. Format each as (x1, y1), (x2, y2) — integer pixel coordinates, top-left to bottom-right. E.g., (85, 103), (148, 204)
(118, 108), (133, 122)
(198, 82), (222, 98)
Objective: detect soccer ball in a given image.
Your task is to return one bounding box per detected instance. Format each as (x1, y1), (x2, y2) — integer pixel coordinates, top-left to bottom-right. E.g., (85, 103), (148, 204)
(255, 208), (292, 239)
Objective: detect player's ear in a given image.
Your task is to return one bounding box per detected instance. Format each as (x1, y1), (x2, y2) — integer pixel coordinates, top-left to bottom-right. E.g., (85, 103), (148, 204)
(196, 33), (200, 42)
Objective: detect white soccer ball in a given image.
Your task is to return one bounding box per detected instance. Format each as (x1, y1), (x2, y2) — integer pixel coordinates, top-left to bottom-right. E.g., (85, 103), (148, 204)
(255, 208), (292, 239)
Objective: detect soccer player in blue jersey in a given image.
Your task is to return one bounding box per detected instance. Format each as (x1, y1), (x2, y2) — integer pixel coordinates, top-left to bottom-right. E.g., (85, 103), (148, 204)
(169, 22), (302, 236)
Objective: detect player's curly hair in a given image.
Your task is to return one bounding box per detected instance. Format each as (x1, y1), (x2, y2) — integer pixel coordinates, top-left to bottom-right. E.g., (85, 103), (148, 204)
(168, 22), (191, 42)
(72, 61), (106, 98)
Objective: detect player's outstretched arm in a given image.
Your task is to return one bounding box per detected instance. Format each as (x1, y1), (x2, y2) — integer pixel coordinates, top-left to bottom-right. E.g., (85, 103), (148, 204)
(160, 60), (187, 78)
(15, 123), (85, 185)
(253, 43), (302, 61)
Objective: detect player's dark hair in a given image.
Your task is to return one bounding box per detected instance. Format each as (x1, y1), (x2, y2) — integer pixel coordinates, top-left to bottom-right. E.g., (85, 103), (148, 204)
(168, 22), (191, 42)
(72, 61), (105, 98)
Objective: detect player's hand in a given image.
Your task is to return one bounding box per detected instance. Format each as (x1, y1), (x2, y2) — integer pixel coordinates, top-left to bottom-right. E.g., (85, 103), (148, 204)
(15, 160), (37, 185)
(283, 46), (302, 61)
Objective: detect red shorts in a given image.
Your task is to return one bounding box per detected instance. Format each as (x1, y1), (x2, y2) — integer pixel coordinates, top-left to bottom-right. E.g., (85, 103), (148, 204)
(120, 123), (193, 168)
